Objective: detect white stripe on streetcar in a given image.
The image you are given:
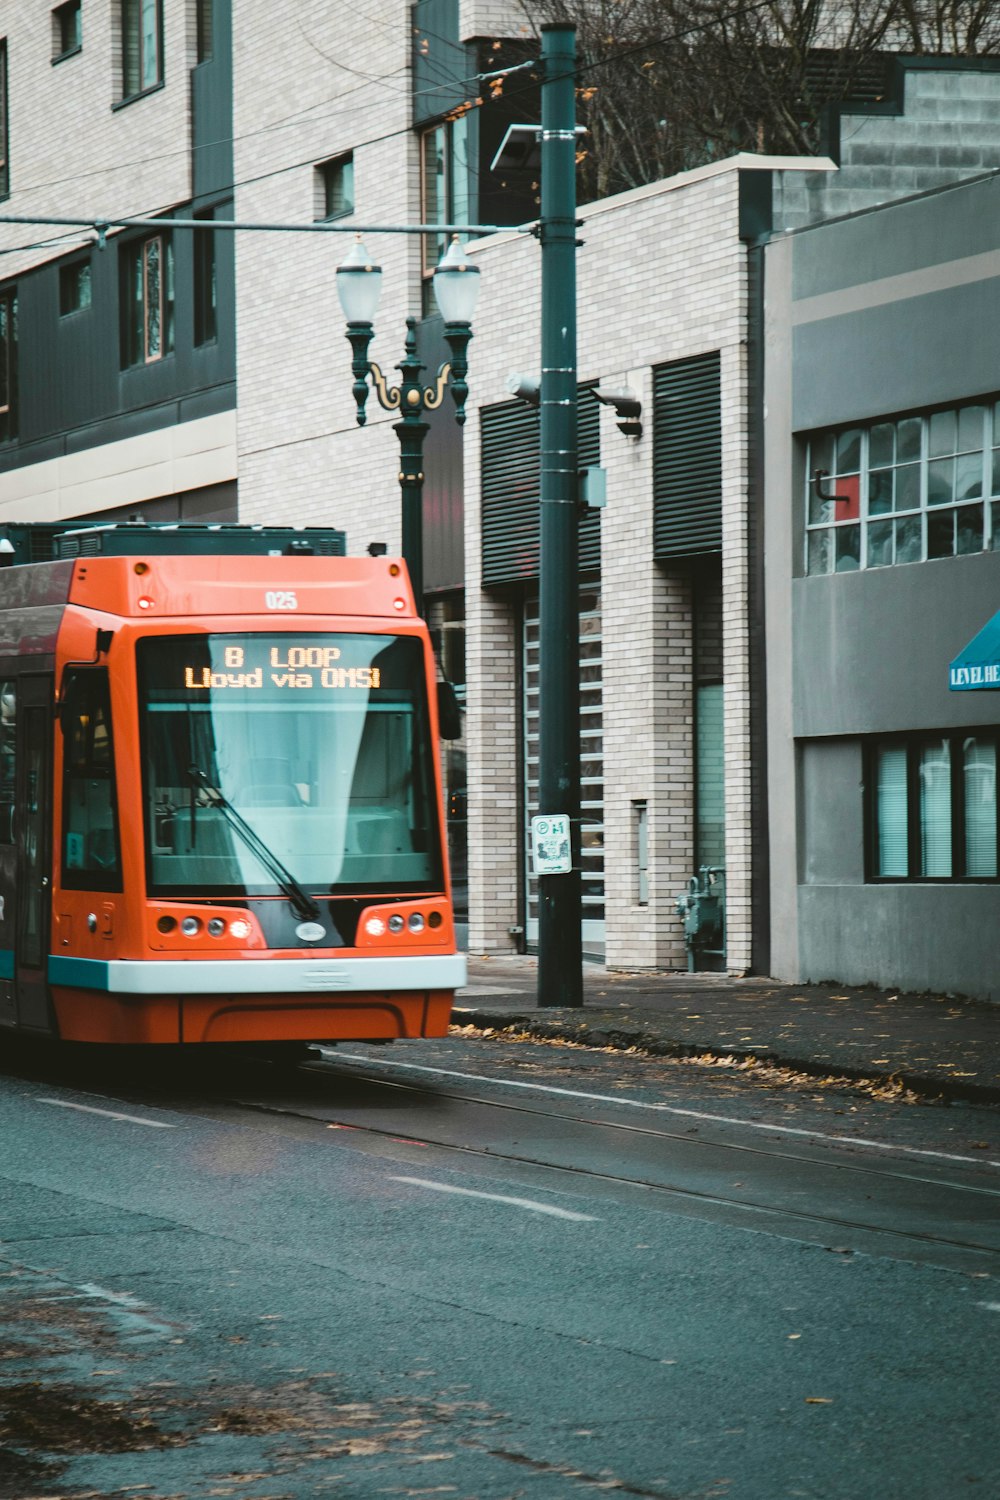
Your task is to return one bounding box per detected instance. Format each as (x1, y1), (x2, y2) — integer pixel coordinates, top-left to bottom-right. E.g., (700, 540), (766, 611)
(335, 1054), (1000, 1172)
(36, 1097), (176, 1128)
(390, 1175), (597, 1221)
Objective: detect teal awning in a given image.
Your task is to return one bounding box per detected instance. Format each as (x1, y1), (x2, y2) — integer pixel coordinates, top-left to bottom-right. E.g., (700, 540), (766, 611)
(950, 609), (1000, 690)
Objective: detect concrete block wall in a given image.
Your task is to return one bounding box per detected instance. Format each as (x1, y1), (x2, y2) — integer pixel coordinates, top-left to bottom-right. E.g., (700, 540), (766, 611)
(0, 1), (195, 277)
(459, 3), (531, 42)
(233, 0), (421, 550)
(464, 163), (755, 967)
(774, 67), (1000, 230)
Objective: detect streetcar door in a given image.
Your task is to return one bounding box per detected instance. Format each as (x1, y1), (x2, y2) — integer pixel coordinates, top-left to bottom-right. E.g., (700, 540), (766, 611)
(14, 677), (54, 1031)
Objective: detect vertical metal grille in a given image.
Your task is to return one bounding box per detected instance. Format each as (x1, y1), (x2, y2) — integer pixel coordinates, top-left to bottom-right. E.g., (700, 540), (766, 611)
(481, 387), (601, 587)
(522, 586), (605, 955)
(653, 352), (722, 559)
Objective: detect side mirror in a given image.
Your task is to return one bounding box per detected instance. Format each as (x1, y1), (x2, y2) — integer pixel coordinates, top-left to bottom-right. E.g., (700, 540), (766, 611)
(437, 681), (462, 741)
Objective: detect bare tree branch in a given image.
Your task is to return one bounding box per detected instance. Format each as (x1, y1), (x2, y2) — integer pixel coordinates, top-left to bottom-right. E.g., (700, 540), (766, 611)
(519, 0), (1000, 202)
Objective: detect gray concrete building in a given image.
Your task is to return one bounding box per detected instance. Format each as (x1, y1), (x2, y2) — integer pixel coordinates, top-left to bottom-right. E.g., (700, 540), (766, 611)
(764, 167), (1000, 1000)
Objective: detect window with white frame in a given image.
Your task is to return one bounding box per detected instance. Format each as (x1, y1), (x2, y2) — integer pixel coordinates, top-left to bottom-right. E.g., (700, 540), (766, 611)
(806, 399), (1000, 575)
(869, 731), (999, 881)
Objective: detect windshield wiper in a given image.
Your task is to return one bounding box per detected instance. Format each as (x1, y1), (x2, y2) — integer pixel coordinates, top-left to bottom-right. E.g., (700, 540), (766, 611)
(186, 764), (321, 924)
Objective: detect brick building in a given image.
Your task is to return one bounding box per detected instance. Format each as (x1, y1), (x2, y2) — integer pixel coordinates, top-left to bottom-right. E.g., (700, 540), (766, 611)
(1, 3), (999, 979)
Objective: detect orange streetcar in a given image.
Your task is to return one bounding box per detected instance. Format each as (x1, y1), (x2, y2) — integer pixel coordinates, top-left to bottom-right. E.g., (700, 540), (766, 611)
(0, 523), (465, 1045)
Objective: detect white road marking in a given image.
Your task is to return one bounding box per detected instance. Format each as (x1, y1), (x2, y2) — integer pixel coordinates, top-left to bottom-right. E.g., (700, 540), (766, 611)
(36, 1097), (176, 1129)
(389, 1175), (597, 1220)
(334, 1053), (1000, 1172)
(978, 1302), (1000, 1313)
(27, 1282), (181, 1337)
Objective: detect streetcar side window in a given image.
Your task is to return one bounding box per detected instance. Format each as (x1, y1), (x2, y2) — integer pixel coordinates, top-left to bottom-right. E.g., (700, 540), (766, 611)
(0, 679), (14, 843)
(61, 669), (122, 890)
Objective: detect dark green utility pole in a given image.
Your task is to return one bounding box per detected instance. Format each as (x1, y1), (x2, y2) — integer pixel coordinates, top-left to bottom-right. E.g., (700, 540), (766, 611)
(536, 23), (582, 1007)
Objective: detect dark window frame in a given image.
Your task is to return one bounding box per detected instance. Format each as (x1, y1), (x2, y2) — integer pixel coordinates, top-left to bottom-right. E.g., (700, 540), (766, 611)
(0, 39), (8, 200)
(59, 256), (92, 317)
(60, 668), (123, 893)
(52, 0), (82, 62)
(120, 231), (174, 367)
(193, 211), (217, 347)
(119, 0), (163, 104)
(196, 0), (213, 63)
(0, 286), (17, 442)
(316, 152), (355, 222)
(866, 729), (1000, 884)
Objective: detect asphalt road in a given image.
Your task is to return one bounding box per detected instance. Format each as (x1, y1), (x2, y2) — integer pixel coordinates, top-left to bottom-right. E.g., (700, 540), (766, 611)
(0, 1033), (997, 1499)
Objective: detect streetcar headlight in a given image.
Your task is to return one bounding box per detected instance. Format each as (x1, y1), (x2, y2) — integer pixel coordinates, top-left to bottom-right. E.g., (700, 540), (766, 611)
(387, 914), (405, 933)
(428, 911), (443, 929)
(229, 918), (252, 939)
(206, 918), (226, 938)
(156, 915), (177, 934)
(180, 916), (202, 936)
(407, 913), (425, 933)
(364, 916), (386, 937)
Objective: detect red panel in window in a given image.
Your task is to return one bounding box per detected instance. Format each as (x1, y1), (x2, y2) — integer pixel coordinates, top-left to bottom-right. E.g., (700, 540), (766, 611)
(836, 473), (860, 521)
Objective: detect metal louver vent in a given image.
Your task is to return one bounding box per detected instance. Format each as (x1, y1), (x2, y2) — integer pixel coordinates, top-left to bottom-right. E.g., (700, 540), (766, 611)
(653, 352), (722, 559)
(480, 386), (601, 586)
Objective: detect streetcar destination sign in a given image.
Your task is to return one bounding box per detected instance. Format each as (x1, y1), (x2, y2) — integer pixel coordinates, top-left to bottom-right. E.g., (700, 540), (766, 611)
(182, 643), (382, 692)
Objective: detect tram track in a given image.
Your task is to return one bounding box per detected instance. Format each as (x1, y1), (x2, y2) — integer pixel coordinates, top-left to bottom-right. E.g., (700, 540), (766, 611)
(4, 1039), (998, 1271)
(216, 1052), (1000, 1274)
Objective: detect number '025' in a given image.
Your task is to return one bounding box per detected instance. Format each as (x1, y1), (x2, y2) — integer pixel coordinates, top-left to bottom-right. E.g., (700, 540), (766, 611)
(265, 591), (298, 610)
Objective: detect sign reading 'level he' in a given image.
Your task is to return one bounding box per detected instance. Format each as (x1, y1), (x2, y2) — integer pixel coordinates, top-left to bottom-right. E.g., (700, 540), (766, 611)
(949, 607), (1000, 691)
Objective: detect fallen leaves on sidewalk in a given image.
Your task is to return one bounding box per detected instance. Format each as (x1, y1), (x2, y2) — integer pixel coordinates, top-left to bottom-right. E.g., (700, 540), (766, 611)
(451, 1023), (925, 1104)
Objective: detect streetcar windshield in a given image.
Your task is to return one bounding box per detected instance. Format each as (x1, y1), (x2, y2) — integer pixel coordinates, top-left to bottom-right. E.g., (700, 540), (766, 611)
(137, 633), (442, 897)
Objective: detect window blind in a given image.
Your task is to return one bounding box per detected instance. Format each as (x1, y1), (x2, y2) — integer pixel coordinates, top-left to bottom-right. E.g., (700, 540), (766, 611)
(876, 746), (908, 877)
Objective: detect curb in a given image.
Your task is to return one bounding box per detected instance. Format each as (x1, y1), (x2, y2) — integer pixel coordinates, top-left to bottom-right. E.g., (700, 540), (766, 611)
(450, 1007), (1000, 1108)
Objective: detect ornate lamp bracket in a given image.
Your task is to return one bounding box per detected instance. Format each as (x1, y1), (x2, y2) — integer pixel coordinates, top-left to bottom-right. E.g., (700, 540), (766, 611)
(369, 362), (401, 412)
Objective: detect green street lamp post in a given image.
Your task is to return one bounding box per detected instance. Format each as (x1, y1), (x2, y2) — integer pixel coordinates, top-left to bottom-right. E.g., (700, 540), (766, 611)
(335, 237), (480, 609)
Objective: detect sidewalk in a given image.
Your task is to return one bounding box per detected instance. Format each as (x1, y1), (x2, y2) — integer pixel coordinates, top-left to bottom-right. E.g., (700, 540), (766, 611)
(452, 955), (1000, 1106)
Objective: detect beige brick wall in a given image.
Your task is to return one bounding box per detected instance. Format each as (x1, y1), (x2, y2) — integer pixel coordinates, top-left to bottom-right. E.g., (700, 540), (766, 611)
(462, 163), (754, 967)
(233, 1), (420, 552)
(0, 1), (195, 277)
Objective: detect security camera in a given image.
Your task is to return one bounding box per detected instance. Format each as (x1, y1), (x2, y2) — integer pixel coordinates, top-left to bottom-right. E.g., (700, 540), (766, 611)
(506, 372), (541, 406)
(594, 384), (642, 436)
